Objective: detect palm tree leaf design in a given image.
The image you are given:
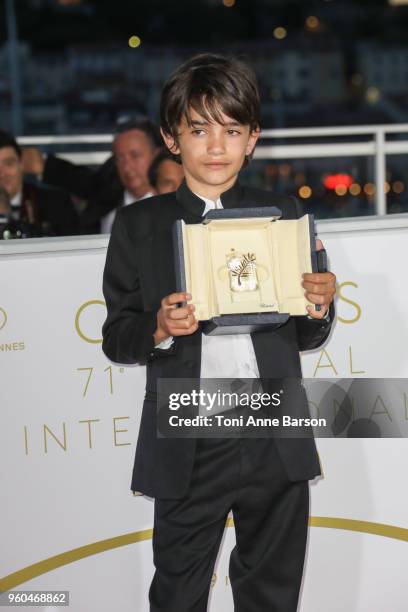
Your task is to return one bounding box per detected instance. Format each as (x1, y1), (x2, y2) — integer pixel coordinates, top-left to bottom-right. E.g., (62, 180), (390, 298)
(231, 253), (256, 286)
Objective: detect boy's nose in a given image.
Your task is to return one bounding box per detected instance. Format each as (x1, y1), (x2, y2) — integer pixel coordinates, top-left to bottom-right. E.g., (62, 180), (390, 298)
(207, 134), (225, 155)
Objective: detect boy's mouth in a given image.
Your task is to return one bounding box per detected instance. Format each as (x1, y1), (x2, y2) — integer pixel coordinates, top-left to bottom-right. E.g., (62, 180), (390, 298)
(204, 162), (229, 170)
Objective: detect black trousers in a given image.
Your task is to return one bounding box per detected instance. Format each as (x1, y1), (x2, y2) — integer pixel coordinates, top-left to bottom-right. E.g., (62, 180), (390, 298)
(149, 436), (309, 612)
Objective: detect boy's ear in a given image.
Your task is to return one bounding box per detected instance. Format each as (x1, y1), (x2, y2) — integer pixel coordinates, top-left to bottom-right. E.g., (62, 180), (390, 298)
(246, 127), (261, 157)
(160, 128), (180, 155)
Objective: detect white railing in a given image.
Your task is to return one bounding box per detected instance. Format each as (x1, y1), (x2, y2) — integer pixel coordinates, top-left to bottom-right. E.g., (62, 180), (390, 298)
(3, 214), (408, 256)
(18, 123), (408, 216)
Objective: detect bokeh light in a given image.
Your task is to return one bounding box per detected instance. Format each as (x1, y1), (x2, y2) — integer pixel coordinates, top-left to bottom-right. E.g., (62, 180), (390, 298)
(306, 15), (319, 29)
(363, 183), (376, 196)
(273, 27), (287, 40)
(128, 36), (141, 49)
(298, 186), (312, 199)
(349, 183), (362, 196)
(335, 185), (347, 196)
(393, 181), (405, 193)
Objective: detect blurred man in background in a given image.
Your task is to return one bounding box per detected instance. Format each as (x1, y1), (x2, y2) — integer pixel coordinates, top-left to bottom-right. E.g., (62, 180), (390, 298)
(0, 129), (78, 236)
(148, 149), (184, 194)
(22, 118), (162, 234)
(0, 185), (42, 239)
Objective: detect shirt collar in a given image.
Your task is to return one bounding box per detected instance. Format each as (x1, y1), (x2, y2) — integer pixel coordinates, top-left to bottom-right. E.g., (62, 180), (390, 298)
(123, 190), (154, 206)
(175, 179), (243, 217)
(193, 192), (223, 216)
(11, 191), (22, 207)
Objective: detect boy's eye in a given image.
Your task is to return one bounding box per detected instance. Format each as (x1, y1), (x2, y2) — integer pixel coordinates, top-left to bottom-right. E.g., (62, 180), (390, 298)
(191, 129), (205, 136)
(227, 129), (241, 135)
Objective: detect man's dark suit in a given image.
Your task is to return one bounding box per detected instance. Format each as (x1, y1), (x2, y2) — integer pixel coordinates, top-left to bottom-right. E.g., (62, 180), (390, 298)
(43, 154), (123, 234)
(102, 179), (333, 500)
(20, 180), (78, 236)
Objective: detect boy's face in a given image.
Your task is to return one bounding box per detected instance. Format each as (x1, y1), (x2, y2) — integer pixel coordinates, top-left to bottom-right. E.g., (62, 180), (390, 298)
(161, 108), (259, 199)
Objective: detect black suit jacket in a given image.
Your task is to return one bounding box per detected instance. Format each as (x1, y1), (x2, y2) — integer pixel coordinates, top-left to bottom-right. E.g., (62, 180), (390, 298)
(21, 181), (78, 236)
(102, 180), (334, 499)
(43, 154), (123, 234)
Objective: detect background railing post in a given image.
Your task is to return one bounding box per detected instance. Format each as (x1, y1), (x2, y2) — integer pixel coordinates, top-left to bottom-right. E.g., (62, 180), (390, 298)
(375, 129), (387, 216)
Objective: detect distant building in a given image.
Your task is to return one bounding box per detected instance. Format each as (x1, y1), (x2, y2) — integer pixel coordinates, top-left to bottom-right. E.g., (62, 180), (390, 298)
(358, 42), (408, 95)
(3, 33), (408, 135)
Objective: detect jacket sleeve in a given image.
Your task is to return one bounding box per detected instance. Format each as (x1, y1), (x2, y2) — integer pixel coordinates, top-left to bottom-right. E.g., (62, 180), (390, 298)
(38, 185), (79, 236)
(53, 189), (79, 236)
(295, 302), (335, 351)
(291, 197), (335, 352)
(101, 209), (159, 365)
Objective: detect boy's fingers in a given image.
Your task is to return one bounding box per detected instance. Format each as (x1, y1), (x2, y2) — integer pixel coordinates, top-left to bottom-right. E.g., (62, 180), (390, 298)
(315, 238), (324, 251)
(305, 293), (327, 305)
(302, 281), (335, 295)
(303, 270), (336, 308)
(302, 272), (336, 285)
(168, 305), (195, 320)
(170, 318), (199, 335)
(162, 292), (192, 308)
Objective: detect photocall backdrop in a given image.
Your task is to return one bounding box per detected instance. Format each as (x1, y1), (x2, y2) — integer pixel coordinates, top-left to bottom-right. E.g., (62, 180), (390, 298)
(1, 216), (408, 611)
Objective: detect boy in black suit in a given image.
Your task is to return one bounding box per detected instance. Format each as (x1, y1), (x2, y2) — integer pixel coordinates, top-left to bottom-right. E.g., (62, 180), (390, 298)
(102, 54), (336, 611)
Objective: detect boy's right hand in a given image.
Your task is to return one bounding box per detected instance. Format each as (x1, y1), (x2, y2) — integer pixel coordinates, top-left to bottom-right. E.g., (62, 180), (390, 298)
(154, 292), (198, 344)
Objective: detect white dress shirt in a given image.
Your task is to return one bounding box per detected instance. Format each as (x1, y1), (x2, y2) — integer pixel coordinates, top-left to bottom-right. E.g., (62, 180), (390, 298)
(10, 192), (22, 220)
(101, 190), (154, 234)
(157, 192), (260, 379)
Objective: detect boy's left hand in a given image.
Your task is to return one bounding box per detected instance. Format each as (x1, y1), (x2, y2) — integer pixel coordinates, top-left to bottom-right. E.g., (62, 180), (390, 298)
(302, 239), (336, 319)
